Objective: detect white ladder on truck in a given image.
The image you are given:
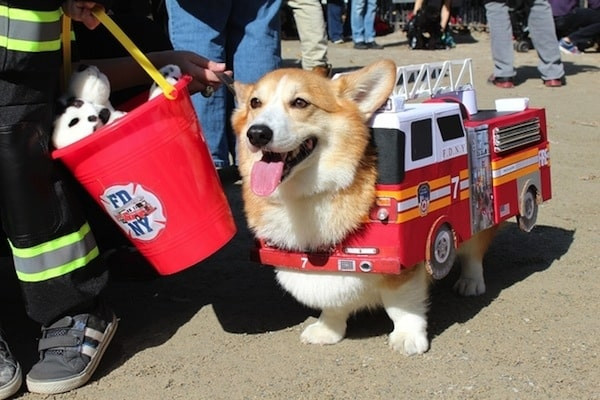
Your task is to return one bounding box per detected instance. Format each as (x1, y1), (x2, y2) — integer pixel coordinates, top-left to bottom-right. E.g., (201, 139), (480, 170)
(394, 58), (474, 101)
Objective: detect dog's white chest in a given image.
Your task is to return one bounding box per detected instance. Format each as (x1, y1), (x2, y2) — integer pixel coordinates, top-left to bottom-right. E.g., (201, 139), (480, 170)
(275, 269), (381, 310)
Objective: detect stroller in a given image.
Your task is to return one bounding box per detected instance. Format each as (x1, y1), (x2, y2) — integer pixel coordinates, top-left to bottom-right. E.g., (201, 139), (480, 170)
(509, 0), (534, 52)
(404, 0), (447, 49)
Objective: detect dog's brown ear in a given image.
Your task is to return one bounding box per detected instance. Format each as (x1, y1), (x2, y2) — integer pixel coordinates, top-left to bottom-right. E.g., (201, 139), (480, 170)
(233, 81), (253, 107)
(333, 59), (396, 118)
(231, 81), (255, 137)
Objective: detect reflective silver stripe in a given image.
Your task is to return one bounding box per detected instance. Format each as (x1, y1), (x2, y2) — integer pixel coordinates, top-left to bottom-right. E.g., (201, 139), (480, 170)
(0, 16), (61, 41)
(13, 228), (98, 275)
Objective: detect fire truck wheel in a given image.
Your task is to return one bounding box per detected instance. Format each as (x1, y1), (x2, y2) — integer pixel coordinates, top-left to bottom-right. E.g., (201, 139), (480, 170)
(429, 224), (456, 280)
(518, 188), (538, 232)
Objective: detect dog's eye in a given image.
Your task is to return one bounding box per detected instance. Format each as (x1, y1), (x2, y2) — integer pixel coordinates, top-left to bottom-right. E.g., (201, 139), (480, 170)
(291, 98), (309, 108)
(250, 98), (262, 109)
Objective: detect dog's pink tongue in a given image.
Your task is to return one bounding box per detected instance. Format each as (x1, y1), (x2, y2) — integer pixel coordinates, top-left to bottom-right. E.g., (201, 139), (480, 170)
(251, 160), (284, 196)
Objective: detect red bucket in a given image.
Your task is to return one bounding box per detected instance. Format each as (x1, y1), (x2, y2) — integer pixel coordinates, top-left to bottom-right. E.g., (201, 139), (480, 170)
(52, 76), (236, 275)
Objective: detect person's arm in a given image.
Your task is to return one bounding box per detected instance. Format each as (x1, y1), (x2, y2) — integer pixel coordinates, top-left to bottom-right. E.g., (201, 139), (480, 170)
(78, 50), (230, 95)
(413, 0), (425, 13)
(441, 0), (453, 29)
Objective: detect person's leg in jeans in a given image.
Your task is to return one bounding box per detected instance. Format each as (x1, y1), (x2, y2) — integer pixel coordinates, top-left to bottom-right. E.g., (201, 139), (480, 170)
(287, 0), (328, 70)
(166, 0), (231, 168)
(327, 0), (345, 42)
(527, 0), (565, 80)
(363, 0), (378, 43)
(485, 1), (516, 79)
(166, 0), (281, 167)
(227, 0), (282, 158)
(229, 0), (281, 82)
(351, 0), (366, 43)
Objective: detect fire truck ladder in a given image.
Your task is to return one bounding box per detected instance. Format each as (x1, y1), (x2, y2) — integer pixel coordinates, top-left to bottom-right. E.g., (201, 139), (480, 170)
(394, 58), (474, 101)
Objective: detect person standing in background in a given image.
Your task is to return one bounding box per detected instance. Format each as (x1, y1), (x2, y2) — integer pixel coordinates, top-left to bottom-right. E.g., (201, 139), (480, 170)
(288, 0), (332, 76)
(484, 0), (565, 88)
(351, 0), (384, 49)
(165, 0), (282, 169)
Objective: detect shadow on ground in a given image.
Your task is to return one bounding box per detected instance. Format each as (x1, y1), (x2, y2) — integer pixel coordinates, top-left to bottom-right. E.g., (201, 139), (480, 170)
(0, 167), (574, 385)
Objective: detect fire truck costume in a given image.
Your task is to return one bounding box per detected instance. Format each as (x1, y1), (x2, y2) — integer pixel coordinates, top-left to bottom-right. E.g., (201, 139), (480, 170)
(0, 1), (117, 397)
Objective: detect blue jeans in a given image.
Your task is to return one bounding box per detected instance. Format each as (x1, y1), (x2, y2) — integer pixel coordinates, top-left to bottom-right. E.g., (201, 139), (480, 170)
(350, 0), (377, 43)
(327, 0), (345, 41)
(165, 0), (282, 168)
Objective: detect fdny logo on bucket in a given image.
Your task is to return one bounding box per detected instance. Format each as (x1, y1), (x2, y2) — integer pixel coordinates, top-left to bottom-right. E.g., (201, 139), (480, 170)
(101, 184), (166, 240)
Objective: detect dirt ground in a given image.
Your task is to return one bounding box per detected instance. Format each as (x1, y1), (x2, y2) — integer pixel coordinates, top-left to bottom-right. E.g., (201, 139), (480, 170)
(2, 28), (599, 399)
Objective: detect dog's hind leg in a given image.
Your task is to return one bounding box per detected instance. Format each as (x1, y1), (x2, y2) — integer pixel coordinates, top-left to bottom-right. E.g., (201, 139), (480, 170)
(454, 225), (499, 296)
(300, 307), (351, 345)
(381, 263), (430, 355)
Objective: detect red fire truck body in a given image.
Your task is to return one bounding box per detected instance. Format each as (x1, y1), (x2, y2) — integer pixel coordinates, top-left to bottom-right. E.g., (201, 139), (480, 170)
(251, 60), (552, 279)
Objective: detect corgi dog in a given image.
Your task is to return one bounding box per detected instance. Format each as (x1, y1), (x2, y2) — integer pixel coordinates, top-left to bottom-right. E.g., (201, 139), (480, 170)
(231, 60), (496, 355)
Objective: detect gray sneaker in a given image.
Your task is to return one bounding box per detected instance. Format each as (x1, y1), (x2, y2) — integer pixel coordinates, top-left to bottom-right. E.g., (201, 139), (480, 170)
(26, 303), (118, 395)
(0, 334), (22, 400)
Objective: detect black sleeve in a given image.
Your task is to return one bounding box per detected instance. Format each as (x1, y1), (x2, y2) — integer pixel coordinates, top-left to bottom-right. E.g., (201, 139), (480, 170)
(94, 0), (113, 10)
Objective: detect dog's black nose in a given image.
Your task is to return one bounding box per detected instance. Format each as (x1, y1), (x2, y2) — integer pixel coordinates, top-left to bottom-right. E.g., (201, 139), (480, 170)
(246, 124), (273, 147)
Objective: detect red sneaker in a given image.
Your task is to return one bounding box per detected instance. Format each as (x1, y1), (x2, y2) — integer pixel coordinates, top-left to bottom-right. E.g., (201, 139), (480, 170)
(543, 78), (564, 87)
(487, 74), (515, 88)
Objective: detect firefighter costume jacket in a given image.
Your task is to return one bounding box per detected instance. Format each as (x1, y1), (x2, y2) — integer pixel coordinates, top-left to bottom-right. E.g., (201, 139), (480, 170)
(0, 0), (110, 325)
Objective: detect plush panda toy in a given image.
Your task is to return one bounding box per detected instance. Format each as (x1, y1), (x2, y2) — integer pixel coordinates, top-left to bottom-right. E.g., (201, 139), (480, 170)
(64, 64), (127, 123)
(148, 64), (182, 100)
(52, 64), (129, 149)
(52, 98), (109, 149)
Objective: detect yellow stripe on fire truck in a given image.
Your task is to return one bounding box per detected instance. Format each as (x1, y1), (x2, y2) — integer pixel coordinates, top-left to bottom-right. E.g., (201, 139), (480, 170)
(376, 169), (470, 223)
(491, 147), (542, 186)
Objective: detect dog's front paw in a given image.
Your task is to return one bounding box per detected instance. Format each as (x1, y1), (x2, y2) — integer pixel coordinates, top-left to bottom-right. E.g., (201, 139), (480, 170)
(300, 321), (345, 345)
(389, 329), (429, 355)
(453, 277), (486, 296)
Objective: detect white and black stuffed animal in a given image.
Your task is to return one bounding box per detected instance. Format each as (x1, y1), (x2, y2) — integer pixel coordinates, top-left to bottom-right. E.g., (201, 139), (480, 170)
(66, 64), (113, 110)
(64, 64), (127, 123)
(52, 98), (108, 149)
(149, 64), (182, 100)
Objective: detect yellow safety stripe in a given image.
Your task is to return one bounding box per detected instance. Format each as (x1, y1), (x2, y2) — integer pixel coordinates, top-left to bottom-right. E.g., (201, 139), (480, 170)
(11, 223), (92, 258)
(16, 247), (100, 282)
(0, 6), (62, 22)
(0, 35), (61, 51)
(0, 5), (62, 51)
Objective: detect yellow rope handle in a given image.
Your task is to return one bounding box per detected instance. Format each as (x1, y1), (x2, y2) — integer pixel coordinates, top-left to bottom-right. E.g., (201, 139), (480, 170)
(91, 7), (177, 100)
